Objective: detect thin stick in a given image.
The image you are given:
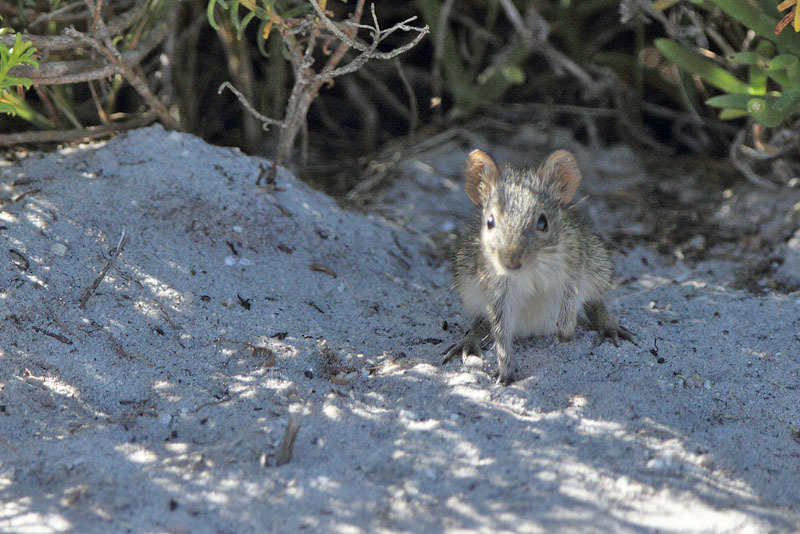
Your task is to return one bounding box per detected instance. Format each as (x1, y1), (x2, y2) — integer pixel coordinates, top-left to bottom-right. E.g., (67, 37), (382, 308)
(217, 81), (284, 130)
(9, 21), (170, 84)
(79, 229), (129, 308)
(0, 112), (157, 146)
(729, 128), (777, 189)
(274, 417), (301, 466)
(431, 0), (454, 121)
(65, 21), (179, 130)
(394, 57), (418, 135)
(31, 326), (73, 345)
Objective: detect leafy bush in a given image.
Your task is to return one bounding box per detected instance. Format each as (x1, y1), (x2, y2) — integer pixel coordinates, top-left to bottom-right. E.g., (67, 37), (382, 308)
(655, 0), (800, 127)
(0, 28), (39, 117)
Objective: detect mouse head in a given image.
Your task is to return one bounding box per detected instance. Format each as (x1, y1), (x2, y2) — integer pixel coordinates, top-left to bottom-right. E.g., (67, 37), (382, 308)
(464, 149), (581, 273)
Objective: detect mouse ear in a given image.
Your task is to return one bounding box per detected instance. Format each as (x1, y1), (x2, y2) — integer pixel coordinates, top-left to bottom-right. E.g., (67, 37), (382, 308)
(464, 149), (500, 205)
(537, 150), (581, 204)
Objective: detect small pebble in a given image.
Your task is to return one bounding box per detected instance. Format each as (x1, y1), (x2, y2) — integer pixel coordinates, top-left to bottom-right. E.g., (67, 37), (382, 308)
(51, 243), (68, 256)
(646, 450), (680, 471)
(399, 409), (415, 420)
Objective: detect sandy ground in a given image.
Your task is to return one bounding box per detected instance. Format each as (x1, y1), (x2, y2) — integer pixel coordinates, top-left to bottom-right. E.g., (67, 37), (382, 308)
(1, 125), (799, 533)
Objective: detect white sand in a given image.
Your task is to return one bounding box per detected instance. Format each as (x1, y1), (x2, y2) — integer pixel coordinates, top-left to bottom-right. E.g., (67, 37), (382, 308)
(1, 125), (798, 533)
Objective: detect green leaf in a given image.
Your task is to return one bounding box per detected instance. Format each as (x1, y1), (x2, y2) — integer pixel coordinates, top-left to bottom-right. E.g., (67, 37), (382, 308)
(767, 54), (798, 70)
(747, 89), (800, 127)
(231, 0), (243, 31)
(207, 0), (229, 31)
(0, 32), (39, 116)
(708, 0), (800, 56)
(749, 65), (767, 95)
(718, 108), (749, 120)
(500, 64), (525, 85)
(257, 19), (269, 56)
(0, 75), (33, 89)
(727, 51), (765, 66)
(706, 93), (752, 110)
(764, 65), (800, 89)
(0, 100), (18, 116)
(237, 11), (256, 39)
(655, 38), (752, 94)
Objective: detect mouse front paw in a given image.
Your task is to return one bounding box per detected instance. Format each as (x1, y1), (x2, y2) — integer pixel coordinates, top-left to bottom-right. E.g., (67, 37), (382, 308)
(442, 322), (490, 365)
(595, 323), (636, 347)
(442, 336), (484, 365)
(492, 366), (516, 386)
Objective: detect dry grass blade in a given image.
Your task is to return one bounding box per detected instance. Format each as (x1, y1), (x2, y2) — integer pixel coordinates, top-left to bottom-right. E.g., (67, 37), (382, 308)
(274, 418), (301, 466)
(79, 228), (129, 309)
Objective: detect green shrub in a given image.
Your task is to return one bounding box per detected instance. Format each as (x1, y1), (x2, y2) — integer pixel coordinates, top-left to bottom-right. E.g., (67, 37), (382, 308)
(0, 28), (39, 117)
(655, 0), (800, 127)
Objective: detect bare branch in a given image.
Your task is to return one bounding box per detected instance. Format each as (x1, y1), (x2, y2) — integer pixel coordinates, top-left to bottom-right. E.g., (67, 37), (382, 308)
(223, 0), (428, 184)
(28, 2), (87, 31)
(9, 20), (170, 85)
(64, 24), (179, 129)
(0, 112), (157, 147)
(310, 3), (428, 82)
(394, 57), (418, 134)
(309, 0), (371, 53)
(729, 128), (779, 189)
(218, 82), (285, 129)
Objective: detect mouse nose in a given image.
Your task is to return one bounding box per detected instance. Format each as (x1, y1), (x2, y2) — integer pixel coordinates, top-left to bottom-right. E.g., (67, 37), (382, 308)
(499, 247), (522, 270)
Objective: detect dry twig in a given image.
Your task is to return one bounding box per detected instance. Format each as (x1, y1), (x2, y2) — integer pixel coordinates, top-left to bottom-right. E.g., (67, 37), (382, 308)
(79, 228), (129, 308)
(729, 129), (778, 189)
(8, 12), (168, 84)
(274, 418), (301, 466)
(0, 112), (157, 146)
(64, 21), (179, 130)
(222, 0), (428, 184)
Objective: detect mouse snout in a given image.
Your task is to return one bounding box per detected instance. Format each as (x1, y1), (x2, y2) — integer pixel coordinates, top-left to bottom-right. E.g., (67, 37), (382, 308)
(499, 246), (523, 271)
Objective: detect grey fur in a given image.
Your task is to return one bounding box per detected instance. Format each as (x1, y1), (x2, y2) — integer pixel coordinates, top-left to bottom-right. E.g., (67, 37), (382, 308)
(444, 151), (633, 385)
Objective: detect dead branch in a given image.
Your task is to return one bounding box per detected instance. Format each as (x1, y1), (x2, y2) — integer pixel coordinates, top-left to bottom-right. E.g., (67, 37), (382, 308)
(394, 57), (418, 134)
(31, 325), (73, 345)
(28, 2), (87, 31)
(217, 82), (284, 130)
(79, 228), (129, 309)
(3, 4), (148, 53)
(225, 0), (428, 184)
(0, 111), (157, 146)
(431, 0), (455, 122)
(9, 20), (169, 85)
(729, 128), (779, 189)
(64, 4), (179, 130)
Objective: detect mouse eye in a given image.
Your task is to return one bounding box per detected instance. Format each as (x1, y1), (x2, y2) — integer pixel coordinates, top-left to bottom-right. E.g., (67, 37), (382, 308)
(536, 214), (548, 232)
(486, 214), (495, 230)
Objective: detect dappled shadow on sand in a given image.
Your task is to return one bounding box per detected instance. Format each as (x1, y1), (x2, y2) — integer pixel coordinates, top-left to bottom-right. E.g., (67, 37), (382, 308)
(1, 127), (798, 532)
